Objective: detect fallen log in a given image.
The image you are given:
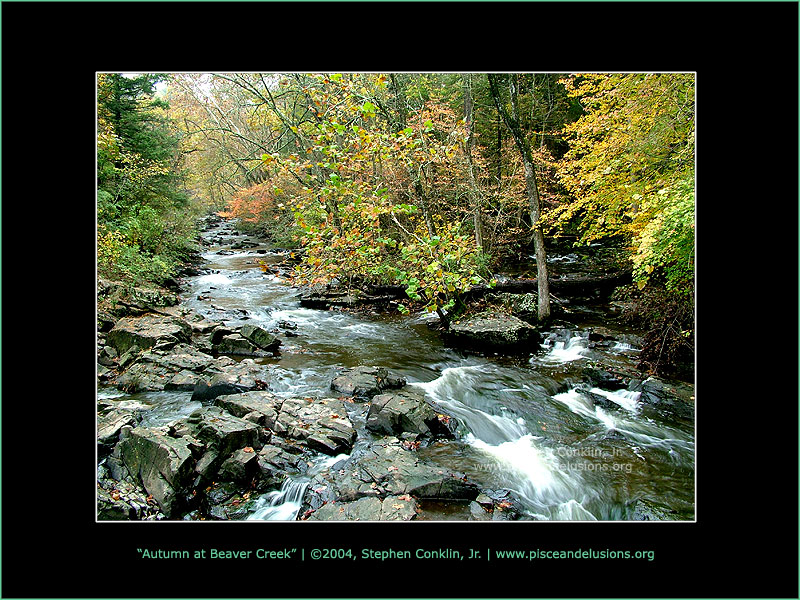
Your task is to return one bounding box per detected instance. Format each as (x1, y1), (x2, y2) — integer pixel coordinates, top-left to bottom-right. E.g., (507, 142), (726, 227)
(363, 270), (632, 301)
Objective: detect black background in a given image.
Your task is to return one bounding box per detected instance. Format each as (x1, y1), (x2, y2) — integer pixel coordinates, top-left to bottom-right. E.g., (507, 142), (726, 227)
(2, 2), (797, 598)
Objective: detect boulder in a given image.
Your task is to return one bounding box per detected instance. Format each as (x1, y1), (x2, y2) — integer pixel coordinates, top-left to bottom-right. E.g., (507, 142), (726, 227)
(303, 437), (480, 513)
(106, 314), (192, 355)
(275, 397), (357, 455)
(218, 448), (260, 483)
(116, 427), (198, 516)
(215, 391), (282, 429)
(193, 407), (263, 457)
(447, 312), (541, 352)
(629, 498), (680, 521)
(192, 381), (249, 402)
(114, 344), (221, 393)
(96, 486), (135, 520)
(214, 334), (265, 356)
(366, 386), (457, 439)
(257, 444), (307, 484)
(488, 292), (539, 322)
(629, 377), (694, 422)
(97, 409), (138, 455)
(330, 366), (406, 400)
(582, 367), (628, 391)
(206, 358), (270, 391)
(128, 286), (179, 309)
(166, 370), (206, 391)
(239, 324), (281, 352)
(306, 495), (417, 521)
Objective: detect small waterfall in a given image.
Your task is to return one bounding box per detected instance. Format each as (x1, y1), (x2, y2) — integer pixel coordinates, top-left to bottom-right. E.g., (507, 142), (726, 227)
(247, 453), (349, 521)
(589, 388), (642, 413)
(537, 334), (589, 363)
(611, 341), (638, 353)
(246, 478), (310, 521)
(196, 272), (233, 286)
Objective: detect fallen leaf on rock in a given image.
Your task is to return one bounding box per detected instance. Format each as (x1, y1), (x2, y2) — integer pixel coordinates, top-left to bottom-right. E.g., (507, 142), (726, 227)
(392, 503), (404, 510)
(243, 446), (255, 453)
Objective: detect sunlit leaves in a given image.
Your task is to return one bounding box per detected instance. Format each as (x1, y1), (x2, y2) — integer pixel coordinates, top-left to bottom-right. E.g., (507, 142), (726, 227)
(551, 73), (695, 291)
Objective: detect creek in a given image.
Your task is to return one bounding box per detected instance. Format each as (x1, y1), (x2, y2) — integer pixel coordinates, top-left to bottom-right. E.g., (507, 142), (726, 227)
(99, 218), (695, 521)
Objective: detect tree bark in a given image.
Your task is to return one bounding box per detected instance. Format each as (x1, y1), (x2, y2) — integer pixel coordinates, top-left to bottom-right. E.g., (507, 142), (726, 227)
(462, 73), (484, 251)
(488, 73), (551, 320)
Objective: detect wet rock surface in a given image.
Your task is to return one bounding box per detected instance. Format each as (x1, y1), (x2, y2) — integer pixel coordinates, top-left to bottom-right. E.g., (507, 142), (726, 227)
(330, 366), (406, 400)
(447, 311), (542, 352)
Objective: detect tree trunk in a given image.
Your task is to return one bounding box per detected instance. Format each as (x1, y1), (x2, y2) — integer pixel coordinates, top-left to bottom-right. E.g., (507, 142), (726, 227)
(462, 73), (484, 251)
(488, 73), (551, 320)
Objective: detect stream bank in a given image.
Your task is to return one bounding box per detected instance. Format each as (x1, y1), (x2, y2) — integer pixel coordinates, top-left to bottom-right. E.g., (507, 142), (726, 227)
(97, 216), (694, 521)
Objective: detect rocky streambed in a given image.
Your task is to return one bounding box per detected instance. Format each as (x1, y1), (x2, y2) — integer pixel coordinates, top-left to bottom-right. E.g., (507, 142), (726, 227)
(97, 216), (695, 522)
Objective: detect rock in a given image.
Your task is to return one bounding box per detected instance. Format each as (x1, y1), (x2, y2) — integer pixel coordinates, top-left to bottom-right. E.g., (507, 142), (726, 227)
(275, 397), (357, 455)
(574, 385), (621, 411)
(206, 359), (270, 391)
(207, 493), (259, 520)
(97, 409), (138, 455)
(306, 495), (417, 521)
(97, 486), (135, 520)
(114, 344), (221, 393)
(330, 366), (406, 400)
(191, 381), (248, 402)
(107, 314), (192, 355)
(210, 327), (235, 345)
(214, 334), (265, 356)
(303, 437), (479, 513)
(484, 488), (526, 520)
(488, 292), (539, 322)
(194, 407), (262, 457)
(239, 324), (281, 351)
(114, 361), (172, 393)
(218, 448), (260, 483)
(97, 310), (118, 333)
(97, 363), (113, 381)
(98, 346), (117, 367)
(448, 312), (541, 352)
(257, 444), (306, 484)
(166, 370), (205, 391)
(129, 286), (179, 309)
(116, 427), (198, 517)
(629, 498), (679, 521)
(582, 367), (628, 391)
(630, 377), (694, 422)
(469, 500), (492, 521)
(366, 386), (457, 439)
(195, 450), (221, 479)
(215, 391), (282, 428)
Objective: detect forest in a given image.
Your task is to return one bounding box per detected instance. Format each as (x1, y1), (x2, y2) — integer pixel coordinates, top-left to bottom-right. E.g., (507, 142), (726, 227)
(97, 72), (695, 377)
(97, 71), (696, 524)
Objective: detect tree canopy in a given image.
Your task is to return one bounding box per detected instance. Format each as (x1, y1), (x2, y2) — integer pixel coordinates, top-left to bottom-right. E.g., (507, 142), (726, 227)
(98, 71), (695, 375)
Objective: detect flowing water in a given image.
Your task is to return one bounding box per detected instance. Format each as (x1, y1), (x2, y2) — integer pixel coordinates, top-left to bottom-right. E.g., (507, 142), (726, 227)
(101, 219), (695, 521)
